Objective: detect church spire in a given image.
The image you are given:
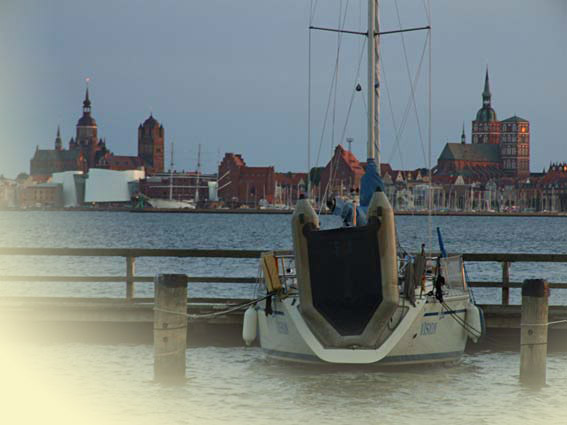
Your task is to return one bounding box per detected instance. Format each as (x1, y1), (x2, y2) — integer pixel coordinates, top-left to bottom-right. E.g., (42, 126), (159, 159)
(83, 86), (91, 111)
(482, 67), (491, 106)
(461, 122), (466, 144)
(55, 125), (63, 151)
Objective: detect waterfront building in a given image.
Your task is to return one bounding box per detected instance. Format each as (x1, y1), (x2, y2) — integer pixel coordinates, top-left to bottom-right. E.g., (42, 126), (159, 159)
(318, 144), (365, 198)
(17, 182), (63, 208)
(274, 172), (308, 206)
(0, 178), (17, 208)
(435, 69), (531, 181)
(30, 87), (165, 178)
(218, 153), (275, 206)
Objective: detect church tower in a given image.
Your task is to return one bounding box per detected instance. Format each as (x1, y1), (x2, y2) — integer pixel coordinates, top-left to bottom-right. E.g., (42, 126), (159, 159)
(138, 114), (164, 174)
(472, 69), (500, 145)
(75, 86), (99, 169)
(500, 116), (530, 178)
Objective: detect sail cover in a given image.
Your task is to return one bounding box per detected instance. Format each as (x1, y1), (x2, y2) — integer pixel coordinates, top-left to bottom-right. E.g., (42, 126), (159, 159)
(304, 222), (382, 335)
(360, 159), (384, 207)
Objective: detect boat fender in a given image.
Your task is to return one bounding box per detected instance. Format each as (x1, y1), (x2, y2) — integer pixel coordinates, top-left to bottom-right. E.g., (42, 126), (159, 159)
(465, 303), (484, 343)
(242, 306), (258, 346)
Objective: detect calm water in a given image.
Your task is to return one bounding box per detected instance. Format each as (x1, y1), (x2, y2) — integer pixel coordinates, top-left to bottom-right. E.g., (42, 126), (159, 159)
(1, 211), (567, 303)
(1, 211), (567, 425)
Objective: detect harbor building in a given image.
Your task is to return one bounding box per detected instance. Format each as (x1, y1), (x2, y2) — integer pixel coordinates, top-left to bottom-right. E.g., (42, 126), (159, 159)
(218, 153), (276, 206)
(30, 87), (164, 178)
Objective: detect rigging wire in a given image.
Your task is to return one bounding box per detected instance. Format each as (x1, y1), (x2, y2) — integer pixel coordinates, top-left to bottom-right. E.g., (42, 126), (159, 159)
(308, 0), (314, 195)
(337, 39), (368, 153)
(427, 0), (433, 255)
(318, 38), (367, 215)
(327, 0), (351, 195)
(385, 31), (429, 164)
(393, 0), (427, 166)
(312, 0), (355, 211)
(380, 57), (405, 171)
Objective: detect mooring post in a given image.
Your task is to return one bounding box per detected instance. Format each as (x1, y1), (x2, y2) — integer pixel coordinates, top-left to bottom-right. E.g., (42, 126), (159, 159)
(126, 256), (136, 301)
(154, 273), (188, 384)
(520, 278), (549, 387)
(501, 261), (510, 305)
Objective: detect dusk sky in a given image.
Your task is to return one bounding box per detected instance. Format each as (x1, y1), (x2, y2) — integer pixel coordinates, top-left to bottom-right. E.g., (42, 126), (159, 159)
(1, 0), (566, 178)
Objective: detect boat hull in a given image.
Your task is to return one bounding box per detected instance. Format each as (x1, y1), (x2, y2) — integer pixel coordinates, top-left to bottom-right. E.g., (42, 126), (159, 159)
(257, 295), (470, 366)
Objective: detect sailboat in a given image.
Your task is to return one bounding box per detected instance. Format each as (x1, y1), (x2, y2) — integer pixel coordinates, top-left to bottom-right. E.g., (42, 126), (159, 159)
(242, 0), (484, 365)
(148, 142), (196, 209)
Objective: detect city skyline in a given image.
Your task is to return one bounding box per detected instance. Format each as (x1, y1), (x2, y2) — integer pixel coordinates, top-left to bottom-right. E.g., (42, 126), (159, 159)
(1, 0), (566, 178)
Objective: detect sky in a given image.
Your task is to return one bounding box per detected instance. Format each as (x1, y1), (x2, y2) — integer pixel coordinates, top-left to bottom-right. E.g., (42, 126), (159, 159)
(0, 0), (566, 178)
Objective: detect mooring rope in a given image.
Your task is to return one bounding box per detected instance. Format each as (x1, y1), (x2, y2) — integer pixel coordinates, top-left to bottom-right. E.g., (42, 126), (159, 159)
(521, 320), (567, 327)
(152, 294), (271, 321)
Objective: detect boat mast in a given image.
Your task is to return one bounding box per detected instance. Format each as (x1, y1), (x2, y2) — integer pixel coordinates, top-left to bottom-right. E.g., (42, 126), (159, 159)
(367, 0), (380, 165)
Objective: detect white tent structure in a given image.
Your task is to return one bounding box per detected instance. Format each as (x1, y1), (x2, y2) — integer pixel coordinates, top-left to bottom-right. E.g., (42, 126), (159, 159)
(51, 171), (83, 207)
(84, 169), (145, 203)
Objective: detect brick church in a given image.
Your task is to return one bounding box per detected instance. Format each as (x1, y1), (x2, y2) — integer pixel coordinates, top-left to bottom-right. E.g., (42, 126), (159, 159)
(30, 87), (165, 178)
(435, 70), (530, 181)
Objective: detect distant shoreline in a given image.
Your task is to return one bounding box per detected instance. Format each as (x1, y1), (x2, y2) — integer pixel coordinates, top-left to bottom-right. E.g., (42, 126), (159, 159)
(2, 206), (566, 218)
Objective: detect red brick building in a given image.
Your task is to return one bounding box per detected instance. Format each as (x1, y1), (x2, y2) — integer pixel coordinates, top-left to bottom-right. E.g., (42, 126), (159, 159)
(137, 115), (165, 174)
(435, 70), (530, 181)
(30, 87), (164, 178)
(218, 153), (275, 206)
(319, 144), (365, 197)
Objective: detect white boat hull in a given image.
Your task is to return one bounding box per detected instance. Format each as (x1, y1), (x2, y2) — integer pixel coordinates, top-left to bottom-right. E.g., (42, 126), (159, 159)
(149, 198), (196, 209)
(257, 294), (470, 366)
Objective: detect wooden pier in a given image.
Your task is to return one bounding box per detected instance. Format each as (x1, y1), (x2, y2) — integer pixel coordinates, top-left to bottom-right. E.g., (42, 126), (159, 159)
(1, 248), (567, 350)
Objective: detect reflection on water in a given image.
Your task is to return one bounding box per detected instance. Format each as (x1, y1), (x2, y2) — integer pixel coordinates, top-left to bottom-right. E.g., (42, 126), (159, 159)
(13, 342), (567, 425)
(1, 211), (567, 303)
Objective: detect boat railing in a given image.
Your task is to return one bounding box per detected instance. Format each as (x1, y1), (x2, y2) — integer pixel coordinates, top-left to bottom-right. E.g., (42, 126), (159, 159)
(1, 248), (567, 305)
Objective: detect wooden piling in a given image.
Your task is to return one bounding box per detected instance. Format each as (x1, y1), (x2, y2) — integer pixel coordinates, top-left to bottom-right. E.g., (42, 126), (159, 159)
(126, 256), (135, 301)
(501, 261), (510, 305)
(520, 278), (549, 387)
(154, 273), (188, 384)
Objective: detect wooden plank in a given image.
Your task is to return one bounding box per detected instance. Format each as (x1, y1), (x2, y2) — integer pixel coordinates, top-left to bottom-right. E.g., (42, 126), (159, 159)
(2, 247), (567, 262)
(502, 261), (510, 305)
(0, 247), (291, 258)
(0, 276), (258, 284)
(469, 281), (567, 289)
(126, 256), (135, 300)
(0, 296), (253, 305)
(461, 253), (567, 262)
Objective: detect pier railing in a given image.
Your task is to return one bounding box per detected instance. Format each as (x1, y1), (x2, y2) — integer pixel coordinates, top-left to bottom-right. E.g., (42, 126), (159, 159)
(0, 248), (566, 305)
